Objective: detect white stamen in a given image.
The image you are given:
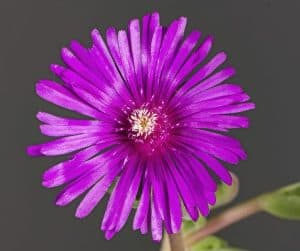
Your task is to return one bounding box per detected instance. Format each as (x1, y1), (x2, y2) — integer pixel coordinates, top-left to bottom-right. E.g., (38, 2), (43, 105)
(129, 108), (157, 139)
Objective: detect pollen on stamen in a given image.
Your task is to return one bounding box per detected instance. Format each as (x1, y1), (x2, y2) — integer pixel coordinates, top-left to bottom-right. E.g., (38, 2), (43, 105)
(129, 108), (157, 139)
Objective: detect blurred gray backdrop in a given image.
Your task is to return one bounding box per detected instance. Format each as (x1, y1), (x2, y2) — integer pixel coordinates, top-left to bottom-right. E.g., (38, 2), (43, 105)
(0, 0), (299, 250)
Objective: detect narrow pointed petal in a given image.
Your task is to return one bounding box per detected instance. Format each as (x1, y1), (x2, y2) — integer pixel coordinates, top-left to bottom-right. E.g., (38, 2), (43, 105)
(140, 214), (149, 234)
(146, 26), (162, 100)
(194, 83), (244, 102)
(164, 31), (201, 87)
(151, 197), (163, 242)
(39, 124), (104, 137)
(181, 52), (227, 93)
(149, 162), (172, 233)
(42, 146), (118, 188)
(161, 159), (182, 233)
(196, 150), (233, 185)
(55, 164), (108, 207)
(133, 172), (150, 230)
(172, 36), (214, 89)
(91, 28), (123, 83)
(75, 162), (122, 218)
(129, 19), (143, 91)
(141, 12), (160, 85)
(114, 163), (144, 232)
(194, 67), (236, 92)
(155, 17), (187, 96)
(36, 112), (99, 126)
(36, 80), (103, 119)
(200, 115), (250, 129)
(118, 30), (140, 101)
(101, 158), (136, 231)
(166, 153), (199, 220)
(61, 48), (106, 87)
(28, 133), (101, 156)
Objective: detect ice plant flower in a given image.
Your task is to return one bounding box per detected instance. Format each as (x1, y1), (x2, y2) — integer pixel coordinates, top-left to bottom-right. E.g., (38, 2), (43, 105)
(27, 12), (255, 241)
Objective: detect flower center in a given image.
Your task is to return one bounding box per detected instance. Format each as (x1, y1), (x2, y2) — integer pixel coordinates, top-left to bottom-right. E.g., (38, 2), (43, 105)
(129, 108), (157, 139)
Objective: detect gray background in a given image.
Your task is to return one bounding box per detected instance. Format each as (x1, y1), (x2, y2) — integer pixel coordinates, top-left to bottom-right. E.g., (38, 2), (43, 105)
(0, 0), (299, 250)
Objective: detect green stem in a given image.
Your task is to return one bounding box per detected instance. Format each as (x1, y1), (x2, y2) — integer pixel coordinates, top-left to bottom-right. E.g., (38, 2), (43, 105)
(185, 197), (263, 246)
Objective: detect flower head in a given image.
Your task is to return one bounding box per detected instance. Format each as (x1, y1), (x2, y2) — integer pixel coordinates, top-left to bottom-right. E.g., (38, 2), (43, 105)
(27, 12), (255, 241)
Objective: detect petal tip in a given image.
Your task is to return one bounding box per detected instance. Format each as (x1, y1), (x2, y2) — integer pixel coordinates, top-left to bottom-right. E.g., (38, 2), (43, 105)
(104, 230), (116, 240)
(91, 28), (99, 35)
(75, 209), (87, 219)
(50, 64), (63, 75)
(41, 180), (54, 188)
(26, 145), (41, 156)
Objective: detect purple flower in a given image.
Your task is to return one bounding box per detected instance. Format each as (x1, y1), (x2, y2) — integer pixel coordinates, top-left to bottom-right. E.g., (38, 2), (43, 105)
(27, 12), (255, 241)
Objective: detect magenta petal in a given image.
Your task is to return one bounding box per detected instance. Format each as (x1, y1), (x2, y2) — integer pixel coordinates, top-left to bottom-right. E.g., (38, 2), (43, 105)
(42, 142), (116, 181)
(141, 12), (160, 86)
(201, 115), (250, 129)
(151, 196), (163, 242)
(154, 17), (187, 97)
(42, 146), (117, 188)
(149, 161), (172, 234)
(51, 64), (99, 93)
(114, 163), (144, 232)
(106, 27), (127, 84)
(36, 80), (103, 119)
(31, 134), (101, 156)
(39, 124), (103, 137)
(75, 162), (122, 218)
(91, 28), (123, 83)
(140, 214), (149, 234)
(69, 40), (106, 81)
(204, 191), (216, 206)
(181, 52), (227, 93)
(104, 230), (116, 240)
(27, 145), (42, 156)
(196, 141), (240, 164)
(197, 151), (232, 185)
(55, 164), (108, 206)
(166, 153), (199, 220)
(176, 148), (217, 192)
(36, 112), (99, 126)
(118, 30), (140, 101)
(101, 157), (137, 231)
(146, 26), (162, 100)
(173, 154), (210, 216)
(133, 172), (150, 230)
(195, 67), (236, 92)
(172, 35), (214, 89)
(161, 159), (182, 233)
(61, 48), (106, 87)
(194, 93), (250, 110)
(141, 14), (150, 83)
(129, 19), (143, 91)
(181, 121), (229, 132)
(164, 30), (201, 88)
(69, 40), (94, 69)
(194, 83), (244, 102)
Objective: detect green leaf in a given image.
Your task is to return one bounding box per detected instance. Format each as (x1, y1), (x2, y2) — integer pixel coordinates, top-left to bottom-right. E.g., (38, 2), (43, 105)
(214, 172), (239, 209)
(191, 236), (247, 251)
(212, 249), (247, 251)
(191, 236), (228, 250)
(182, 217), (207, 234)
(259, 182), (300, 220)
